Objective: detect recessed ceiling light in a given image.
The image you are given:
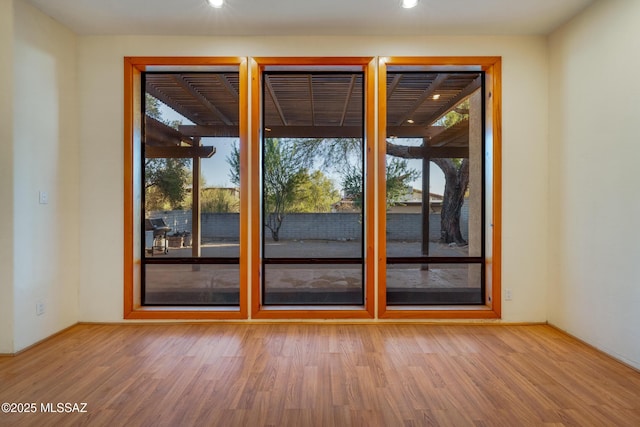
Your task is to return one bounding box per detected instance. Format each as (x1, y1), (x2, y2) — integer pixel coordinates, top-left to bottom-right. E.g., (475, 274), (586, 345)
(207, 0), (224, 8)
(401, 0), (419, 9)
(407, 119), (415, 124)
(432, 94), (441, 100)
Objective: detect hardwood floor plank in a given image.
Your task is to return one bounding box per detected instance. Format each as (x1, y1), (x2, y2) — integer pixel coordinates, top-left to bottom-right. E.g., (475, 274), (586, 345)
(1, 324), (639, 426)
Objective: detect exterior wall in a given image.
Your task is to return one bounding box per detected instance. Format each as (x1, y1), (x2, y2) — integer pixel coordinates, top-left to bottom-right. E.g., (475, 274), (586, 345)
(386, 213), (441, 242)
(548, 0), (640, 370)
(151, 210), (470, 242)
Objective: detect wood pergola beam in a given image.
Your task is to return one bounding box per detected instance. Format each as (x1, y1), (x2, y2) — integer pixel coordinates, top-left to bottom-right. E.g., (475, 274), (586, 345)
(145, 145), (216, 159)
(145, 115), (194, 147)
(265, 78), (288, 126)
(266, 126), (361, 138)
(340, 75), (357, 126)
(308, 75), (315, 126)
(178, 125), (239, 138)
(173, 75), (233, 125)
(145, 86), (201, 127)
(394, 74), (448, 126)
(179, 124), (446, 139)
(422, 77), (481, 127)
(217, 74), (239, 101)
(429, 119), (469, 147)
(387, 74), (402, 99)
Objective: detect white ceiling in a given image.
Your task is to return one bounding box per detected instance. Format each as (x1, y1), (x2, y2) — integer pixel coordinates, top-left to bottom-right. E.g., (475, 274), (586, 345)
(25, 0), (596, 37)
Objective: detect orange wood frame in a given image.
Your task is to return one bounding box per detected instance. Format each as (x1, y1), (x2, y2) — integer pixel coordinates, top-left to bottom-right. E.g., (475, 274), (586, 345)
(377, 56), (502, 319)
(250, 57), (376, 319)
(123, 56), (500, 321)
(123, 57), (249, 319)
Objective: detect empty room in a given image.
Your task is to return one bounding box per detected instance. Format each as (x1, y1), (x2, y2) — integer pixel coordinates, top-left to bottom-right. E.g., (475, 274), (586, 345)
(1, 0), (639, 425)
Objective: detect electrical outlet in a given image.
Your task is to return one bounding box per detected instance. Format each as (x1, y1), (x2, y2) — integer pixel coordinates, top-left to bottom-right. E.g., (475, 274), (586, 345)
(505, 289), (512, 301)
(39, 191), (49, 204)
(36, 302), (45, 316)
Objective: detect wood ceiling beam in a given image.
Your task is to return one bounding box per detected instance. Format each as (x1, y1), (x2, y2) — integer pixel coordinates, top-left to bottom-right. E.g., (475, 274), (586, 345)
(340, 75), (357, 126)
(394, 74), (449, 126)
(179, 124), (447, 139)
(146, 87), (201, 127)
(173, 75), (233, 125)
(179, 124), (239, 138)
(265, 126), (360, 138)
(217, 74), (239, 101)
(145, 145), (216, 159)
(145, 115), (194, 147)
(429, 120), (469, 147)
(422, 77), (481, 127)
(265, 78), (288, 126)
(387, 74), (402, 99)
(263, 125), (444, 139)
(429, 119), (469, 146)
(308, 75), (315, 126)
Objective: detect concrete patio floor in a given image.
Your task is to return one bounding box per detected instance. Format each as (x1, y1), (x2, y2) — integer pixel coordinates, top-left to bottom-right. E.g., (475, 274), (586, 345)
(144, 240), (480, 297)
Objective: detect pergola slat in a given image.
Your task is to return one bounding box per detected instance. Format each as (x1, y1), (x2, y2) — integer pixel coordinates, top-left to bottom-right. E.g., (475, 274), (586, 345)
(147, 71), (480, 152)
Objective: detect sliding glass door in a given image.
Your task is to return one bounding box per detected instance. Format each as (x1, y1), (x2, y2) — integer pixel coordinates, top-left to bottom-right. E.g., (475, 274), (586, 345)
(125, 56), (500, 319)
(142, 70), (242, 306)
(260, 70), (365, 305)
(384, 70), (485, 306)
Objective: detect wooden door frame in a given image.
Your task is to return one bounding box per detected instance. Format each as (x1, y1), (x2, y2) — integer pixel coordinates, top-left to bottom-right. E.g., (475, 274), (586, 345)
(250, 57), (376, 319)
(123, 56), (500, 321)
(123, 56), (249, 319)
(377, 56), (502, 319)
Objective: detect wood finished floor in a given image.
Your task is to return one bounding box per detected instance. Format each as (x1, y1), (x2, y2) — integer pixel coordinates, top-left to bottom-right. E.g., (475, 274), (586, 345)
(0, 324), (639, 426)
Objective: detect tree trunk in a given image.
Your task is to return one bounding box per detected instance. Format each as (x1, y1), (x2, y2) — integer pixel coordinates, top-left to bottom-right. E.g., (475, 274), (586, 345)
(432, 158), (469, 245)
(387, 140), (470, 246)
(266, 213), (283, 242)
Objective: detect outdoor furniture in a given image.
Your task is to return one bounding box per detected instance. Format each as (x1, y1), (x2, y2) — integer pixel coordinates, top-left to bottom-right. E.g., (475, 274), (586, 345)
(145, 218), (171, 255)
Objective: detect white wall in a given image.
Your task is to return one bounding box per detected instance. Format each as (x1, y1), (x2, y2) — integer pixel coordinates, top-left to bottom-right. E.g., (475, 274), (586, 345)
(11, 0), (80, 351)
(77, 35), (549, 323)
(549, 0), (640, 369)
(0, 0), (15, 354)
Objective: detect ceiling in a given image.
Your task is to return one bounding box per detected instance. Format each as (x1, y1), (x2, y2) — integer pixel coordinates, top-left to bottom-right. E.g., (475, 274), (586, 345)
(26, 0), (596, 36)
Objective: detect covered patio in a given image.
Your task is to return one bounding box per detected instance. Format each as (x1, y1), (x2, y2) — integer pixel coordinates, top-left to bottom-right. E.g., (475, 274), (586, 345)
(143, 66), (483, 305)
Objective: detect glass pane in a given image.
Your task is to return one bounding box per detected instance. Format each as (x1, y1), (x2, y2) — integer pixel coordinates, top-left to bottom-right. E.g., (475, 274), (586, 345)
(144, 73), (240, 260)
(144, 157), (193, 256)
(200, 138), (240, 257)
(385, 72), (483, 259)
(261, 71), (365, 306)
(263, 265), (362, 305)
(261, 137), (362, 257)
(142, 71), (241, 307)
(144, 264), (239, 305)
(386, 263), (482, 305)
